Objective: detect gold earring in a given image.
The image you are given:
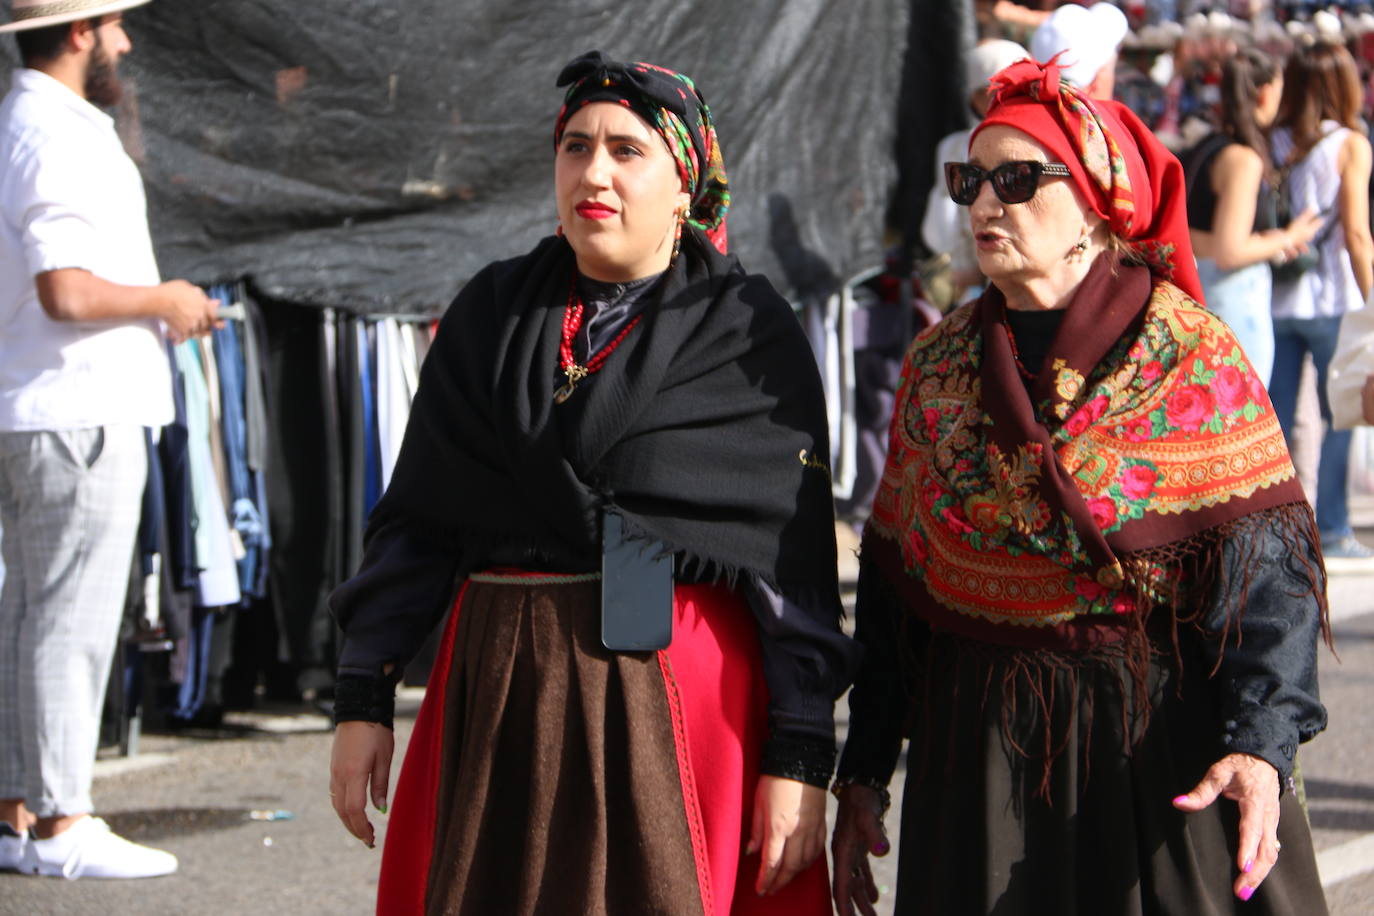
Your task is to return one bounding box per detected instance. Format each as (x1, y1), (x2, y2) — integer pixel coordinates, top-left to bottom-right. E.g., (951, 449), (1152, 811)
(671, 205), (689, 266)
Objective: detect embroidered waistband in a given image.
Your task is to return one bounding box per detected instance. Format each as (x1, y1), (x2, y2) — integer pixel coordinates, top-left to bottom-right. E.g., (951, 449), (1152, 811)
(467, 570), (601, 585)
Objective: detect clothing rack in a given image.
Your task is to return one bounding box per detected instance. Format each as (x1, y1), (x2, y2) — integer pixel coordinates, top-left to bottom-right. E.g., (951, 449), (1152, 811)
(105, 284), (438, 755)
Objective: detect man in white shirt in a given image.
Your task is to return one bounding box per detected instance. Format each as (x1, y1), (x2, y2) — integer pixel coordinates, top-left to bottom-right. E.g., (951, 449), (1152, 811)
(0, 0), (219, 880)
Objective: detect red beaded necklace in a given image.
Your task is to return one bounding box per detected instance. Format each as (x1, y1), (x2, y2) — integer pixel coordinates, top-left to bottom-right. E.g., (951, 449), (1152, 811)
(1004, 323), (1036, 382)
(555, 277), (643, 404)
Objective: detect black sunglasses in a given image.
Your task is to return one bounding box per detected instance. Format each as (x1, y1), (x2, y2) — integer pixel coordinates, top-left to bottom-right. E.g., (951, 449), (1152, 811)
(944, 160), (1073, 206)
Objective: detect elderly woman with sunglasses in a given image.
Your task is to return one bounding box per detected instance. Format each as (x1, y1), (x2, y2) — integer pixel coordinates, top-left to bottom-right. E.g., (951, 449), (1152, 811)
(830, 56), (1331, 916)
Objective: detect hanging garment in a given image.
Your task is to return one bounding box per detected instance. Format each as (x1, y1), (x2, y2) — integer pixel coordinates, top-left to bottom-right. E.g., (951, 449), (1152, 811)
(239, 292), (273, 599)
(174, 341), (241, 609)
(338, 313), (365, 579)
(376, 318), (412, 491)
(358, 320), (382, 518)
(210, 303), (265, 598)
(160, 340), (198, 593)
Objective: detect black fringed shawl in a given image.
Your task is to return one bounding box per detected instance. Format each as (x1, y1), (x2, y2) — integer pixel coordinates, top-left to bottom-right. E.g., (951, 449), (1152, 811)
(368, 228), (840, 608)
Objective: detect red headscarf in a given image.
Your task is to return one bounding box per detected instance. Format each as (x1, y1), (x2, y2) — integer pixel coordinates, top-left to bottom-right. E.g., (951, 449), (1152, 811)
(971, 55), (1202, 302)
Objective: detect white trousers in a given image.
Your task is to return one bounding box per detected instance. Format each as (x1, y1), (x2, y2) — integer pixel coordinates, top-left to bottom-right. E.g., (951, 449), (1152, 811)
(0, 426), (145, 817)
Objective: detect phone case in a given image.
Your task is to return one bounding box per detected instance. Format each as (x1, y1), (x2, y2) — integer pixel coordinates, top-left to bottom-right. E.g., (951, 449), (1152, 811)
(600, 509), (674, 651)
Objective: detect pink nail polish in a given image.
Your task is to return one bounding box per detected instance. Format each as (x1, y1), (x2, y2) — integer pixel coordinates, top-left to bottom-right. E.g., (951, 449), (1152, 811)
(1239, 885), (1254, 901)
(1172, 795), (1189, 806)
(873, 840), (890, 855)
(1243, 859), (1254, 874)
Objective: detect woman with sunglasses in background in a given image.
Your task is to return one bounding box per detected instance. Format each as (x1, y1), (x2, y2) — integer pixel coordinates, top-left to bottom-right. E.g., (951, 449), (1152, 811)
(327, 51), (857, 915)
(1186, 46), (1323, 386)
(830, 54), (1330, 916)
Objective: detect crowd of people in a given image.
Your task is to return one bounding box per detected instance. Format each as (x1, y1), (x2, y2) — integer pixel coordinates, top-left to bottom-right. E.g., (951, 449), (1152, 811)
(0, 0), (1352, 914)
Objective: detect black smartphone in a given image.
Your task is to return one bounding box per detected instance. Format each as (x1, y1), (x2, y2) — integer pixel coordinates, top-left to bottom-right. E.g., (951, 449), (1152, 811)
(600, 509), (674, 651)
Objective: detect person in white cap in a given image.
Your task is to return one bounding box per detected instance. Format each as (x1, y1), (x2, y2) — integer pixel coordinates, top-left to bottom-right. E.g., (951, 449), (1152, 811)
(921, 38), (1028, 306)
(1029, 1), (1130, 99)
(0, 0), (219, 880)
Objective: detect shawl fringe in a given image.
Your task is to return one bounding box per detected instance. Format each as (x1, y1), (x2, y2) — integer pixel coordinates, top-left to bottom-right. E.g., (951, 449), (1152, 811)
(893, 500), (1330, 801)
(378, 512), (844, 627)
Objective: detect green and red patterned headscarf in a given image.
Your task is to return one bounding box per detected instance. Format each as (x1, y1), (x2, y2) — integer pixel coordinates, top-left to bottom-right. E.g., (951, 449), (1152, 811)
(972, 54), (1202, 302)
(555, 50), (730, 253)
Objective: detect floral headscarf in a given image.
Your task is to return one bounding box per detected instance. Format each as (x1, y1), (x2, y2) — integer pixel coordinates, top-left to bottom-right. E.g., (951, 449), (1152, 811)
(971, 54), (1202, 302)
(555, 50), (730, 253)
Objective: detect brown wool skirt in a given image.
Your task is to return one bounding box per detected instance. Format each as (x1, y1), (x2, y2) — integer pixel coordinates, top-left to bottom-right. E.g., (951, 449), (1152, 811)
(892, 631), (1328, 916)
(391, 572), (831, 916)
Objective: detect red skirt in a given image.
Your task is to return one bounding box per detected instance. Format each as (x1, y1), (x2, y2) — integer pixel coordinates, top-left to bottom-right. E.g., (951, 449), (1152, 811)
(376, 571), (830, 916)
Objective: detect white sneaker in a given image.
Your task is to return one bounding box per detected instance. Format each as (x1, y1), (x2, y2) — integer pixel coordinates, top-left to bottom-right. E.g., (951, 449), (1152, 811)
(0, 821), (28, 871)
(24, 816), (177, 879)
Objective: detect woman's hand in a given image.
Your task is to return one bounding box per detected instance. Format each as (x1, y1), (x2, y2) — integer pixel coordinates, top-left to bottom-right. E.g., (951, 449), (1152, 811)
(1281, 207), (1324, 259)
(329, 720), (395, 848)
(1361, 373), (1374, 425)
(746, 775), (827, 896)
(1172, 753), (1281, 902)
(830, 785), (889, 916)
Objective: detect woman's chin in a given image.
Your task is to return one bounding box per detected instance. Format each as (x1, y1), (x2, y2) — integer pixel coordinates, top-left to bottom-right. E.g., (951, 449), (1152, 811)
(974, 256), (1015, 286)
(567, 236), (621, 273)
(569, 238), (669, 282)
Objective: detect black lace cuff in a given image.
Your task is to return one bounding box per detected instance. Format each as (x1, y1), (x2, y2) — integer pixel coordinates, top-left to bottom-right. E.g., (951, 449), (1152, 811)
(332, 674), (396, 730)
(759, 734), (836, 788)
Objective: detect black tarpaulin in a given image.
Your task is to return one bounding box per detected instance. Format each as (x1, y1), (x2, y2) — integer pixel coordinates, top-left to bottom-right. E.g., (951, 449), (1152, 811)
(2, 1), (909, 314)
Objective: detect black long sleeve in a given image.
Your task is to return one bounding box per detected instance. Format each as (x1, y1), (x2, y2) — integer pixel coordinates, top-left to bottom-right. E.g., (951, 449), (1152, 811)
(330, 521), (461, 727)
(1198, 517), (1328, 787)
(742, 576), (862, 787)
(834, 557), (913, 790)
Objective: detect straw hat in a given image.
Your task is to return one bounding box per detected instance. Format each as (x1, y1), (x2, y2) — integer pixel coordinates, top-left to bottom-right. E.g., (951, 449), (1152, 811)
(0, 0), (150, 34)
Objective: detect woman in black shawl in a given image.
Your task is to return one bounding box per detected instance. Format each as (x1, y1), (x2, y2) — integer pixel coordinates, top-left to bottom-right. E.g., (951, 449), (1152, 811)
(327, 51), (857, 916)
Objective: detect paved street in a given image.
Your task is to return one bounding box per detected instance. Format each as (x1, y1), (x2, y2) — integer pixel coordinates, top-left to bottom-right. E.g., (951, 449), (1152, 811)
(2, 563), (1373, 915)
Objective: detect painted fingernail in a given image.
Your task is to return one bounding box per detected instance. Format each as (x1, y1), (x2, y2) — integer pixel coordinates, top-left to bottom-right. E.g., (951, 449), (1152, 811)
(1243, 859), (1254, 874)
(872, 840), (890, 855)
(1172, 795), (1189, 806)
(1239, 885), (1254, 901)
(377, 802), (388, 814)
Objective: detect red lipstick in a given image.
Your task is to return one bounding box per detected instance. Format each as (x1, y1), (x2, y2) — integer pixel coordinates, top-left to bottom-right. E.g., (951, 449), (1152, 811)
(575, 201), (616, 219)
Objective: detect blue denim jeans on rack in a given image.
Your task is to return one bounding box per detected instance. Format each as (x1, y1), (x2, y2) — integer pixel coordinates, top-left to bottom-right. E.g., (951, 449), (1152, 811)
(1269, 314), (1351, 541)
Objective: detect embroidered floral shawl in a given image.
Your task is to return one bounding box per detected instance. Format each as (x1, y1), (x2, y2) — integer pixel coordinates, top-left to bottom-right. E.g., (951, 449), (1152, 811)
(864, 257), (1318, 649)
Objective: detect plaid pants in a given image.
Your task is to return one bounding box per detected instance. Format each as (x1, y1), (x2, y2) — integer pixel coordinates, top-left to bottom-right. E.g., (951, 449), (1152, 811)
(0, 426), (145, 817)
